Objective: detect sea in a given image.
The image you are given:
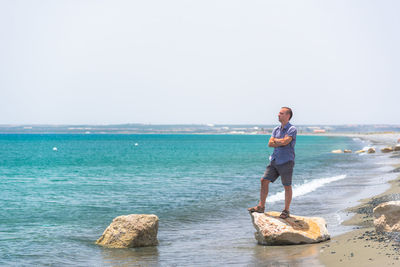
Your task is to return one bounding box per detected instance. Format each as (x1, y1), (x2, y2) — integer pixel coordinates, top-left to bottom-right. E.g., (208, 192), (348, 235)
(0, 134), (398, 266)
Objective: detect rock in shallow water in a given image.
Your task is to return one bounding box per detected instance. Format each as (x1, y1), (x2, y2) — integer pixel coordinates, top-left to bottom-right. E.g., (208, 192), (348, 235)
(250, 211), (330, 245)
(381, 147), (394, 153)
(96, 214), (159, 248)
(373, 201), (400, 233)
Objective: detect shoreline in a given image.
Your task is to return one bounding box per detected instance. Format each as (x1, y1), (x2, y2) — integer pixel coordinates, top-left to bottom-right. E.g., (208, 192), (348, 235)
(317, 134), (400, 266)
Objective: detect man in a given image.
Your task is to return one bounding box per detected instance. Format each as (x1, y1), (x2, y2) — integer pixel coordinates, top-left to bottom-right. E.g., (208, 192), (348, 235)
(248, 107), (297, 219)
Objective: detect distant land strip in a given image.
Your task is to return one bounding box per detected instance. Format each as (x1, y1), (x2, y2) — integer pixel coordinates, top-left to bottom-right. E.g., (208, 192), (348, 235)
(0, 124), (399, 134)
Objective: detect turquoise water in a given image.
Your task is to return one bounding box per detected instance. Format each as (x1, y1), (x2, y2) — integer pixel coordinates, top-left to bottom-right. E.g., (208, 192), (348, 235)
(0, 134), (393, 266)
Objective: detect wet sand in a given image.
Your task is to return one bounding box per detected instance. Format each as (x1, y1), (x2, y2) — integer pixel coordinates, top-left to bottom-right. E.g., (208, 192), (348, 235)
(317, 174), (400, 266)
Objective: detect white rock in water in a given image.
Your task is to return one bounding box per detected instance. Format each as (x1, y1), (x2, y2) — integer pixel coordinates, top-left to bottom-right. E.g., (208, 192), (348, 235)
(134, 143), (139, 146)
(250, 211), (330, 245)
(96, 214), (159, 248)
(381, 147), (394, 153)
(53, 147), (58, 151)
(373, 201), (400, 233)
(331, 149), (343, 153)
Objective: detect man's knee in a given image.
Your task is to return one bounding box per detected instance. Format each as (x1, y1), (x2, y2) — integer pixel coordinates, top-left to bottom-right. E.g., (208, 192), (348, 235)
(283, 185), (292, 190)
(261, 177), (271, 184)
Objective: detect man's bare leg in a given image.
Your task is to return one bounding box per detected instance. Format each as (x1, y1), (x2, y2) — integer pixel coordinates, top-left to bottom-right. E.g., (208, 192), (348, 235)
(283, 185), (292, 211)
(258, 178), (270, 208)
(248, 178), (270, 212)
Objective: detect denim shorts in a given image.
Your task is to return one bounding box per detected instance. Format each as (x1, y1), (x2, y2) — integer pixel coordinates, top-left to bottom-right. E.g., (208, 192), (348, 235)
(262, 160), (294, 186)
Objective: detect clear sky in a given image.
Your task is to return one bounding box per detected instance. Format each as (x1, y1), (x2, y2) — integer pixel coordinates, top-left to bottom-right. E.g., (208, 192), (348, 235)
(1, 0), (399, 125)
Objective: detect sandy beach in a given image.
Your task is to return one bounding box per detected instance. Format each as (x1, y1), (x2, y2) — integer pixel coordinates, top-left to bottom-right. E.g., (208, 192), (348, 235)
(317, 133), (400, 266)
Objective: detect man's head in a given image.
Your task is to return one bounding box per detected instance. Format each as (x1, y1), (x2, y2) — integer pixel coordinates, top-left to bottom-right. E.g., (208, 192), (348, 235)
(278, 107), (293, 124)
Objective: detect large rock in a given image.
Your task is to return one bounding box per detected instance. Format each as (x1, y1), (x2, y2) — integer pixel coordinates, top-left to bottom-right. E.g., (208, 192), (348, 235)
(367, 147), (376, 153)
(250, 211), (330, 245)
(394, 144), (400, 151)
(373, 201), (400, 233)
(96, 214), (159, 248)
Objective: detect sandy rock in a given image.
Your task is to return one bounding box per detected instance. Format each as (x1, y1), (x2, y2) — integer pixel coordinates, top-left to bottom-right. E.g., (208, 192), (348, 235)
(331, 149), (343, 154)
(373, 201), (400, 233)
(343, 149), (352, 153)
(250, 211), (330, 245)
(96, 214), (159, 248)
(367, 147), (376, 153)
(381, 147), (394, 153)
(355, 149), (366, 154)
(394, 144), (400, 151)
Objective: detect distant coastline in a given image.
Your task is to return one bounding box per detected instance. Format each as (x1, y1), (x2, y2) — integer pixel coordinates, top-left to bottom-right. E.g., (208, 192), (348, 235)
(0, 124), (399, 135)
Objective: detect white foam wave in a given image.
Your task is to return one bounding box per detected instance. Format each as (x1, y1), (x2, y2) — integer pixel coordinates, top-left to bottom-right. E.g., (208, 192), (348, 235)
(266, 174), (347, 203)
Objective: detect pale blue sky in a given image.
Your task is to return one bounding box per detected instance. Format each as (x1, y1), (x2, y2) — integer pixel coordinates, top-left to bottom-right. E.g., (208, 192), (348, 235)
(1, 0), (399, 125)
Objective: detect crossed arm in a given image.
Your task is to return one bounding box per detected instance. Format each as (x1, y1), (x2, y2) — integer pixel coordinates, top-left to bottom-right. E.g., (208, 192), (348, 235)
(268, 135), (293, 147)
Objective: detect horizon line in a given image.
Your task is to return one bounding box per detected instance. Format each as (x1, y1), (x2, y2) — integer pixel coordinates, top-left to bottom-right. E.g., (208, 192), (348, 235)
(0, 123), (400, 127)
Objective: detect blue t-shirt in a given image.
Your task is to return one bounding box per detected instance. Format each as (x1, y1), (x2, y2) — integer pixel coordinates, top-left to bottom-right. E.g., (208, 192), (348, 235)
(270, 122), (297, 165)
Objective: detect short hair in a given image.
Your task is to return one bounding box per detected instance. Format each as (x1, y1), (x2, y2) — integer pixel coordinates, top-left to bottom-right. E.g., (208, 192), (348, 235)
(282, 107), (293, 120)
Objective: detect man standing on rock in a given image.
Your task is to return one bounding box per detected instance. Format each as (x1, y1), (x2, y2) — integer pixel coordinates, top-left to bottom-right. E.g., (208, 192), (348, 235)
(248, 107), (297, 219)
